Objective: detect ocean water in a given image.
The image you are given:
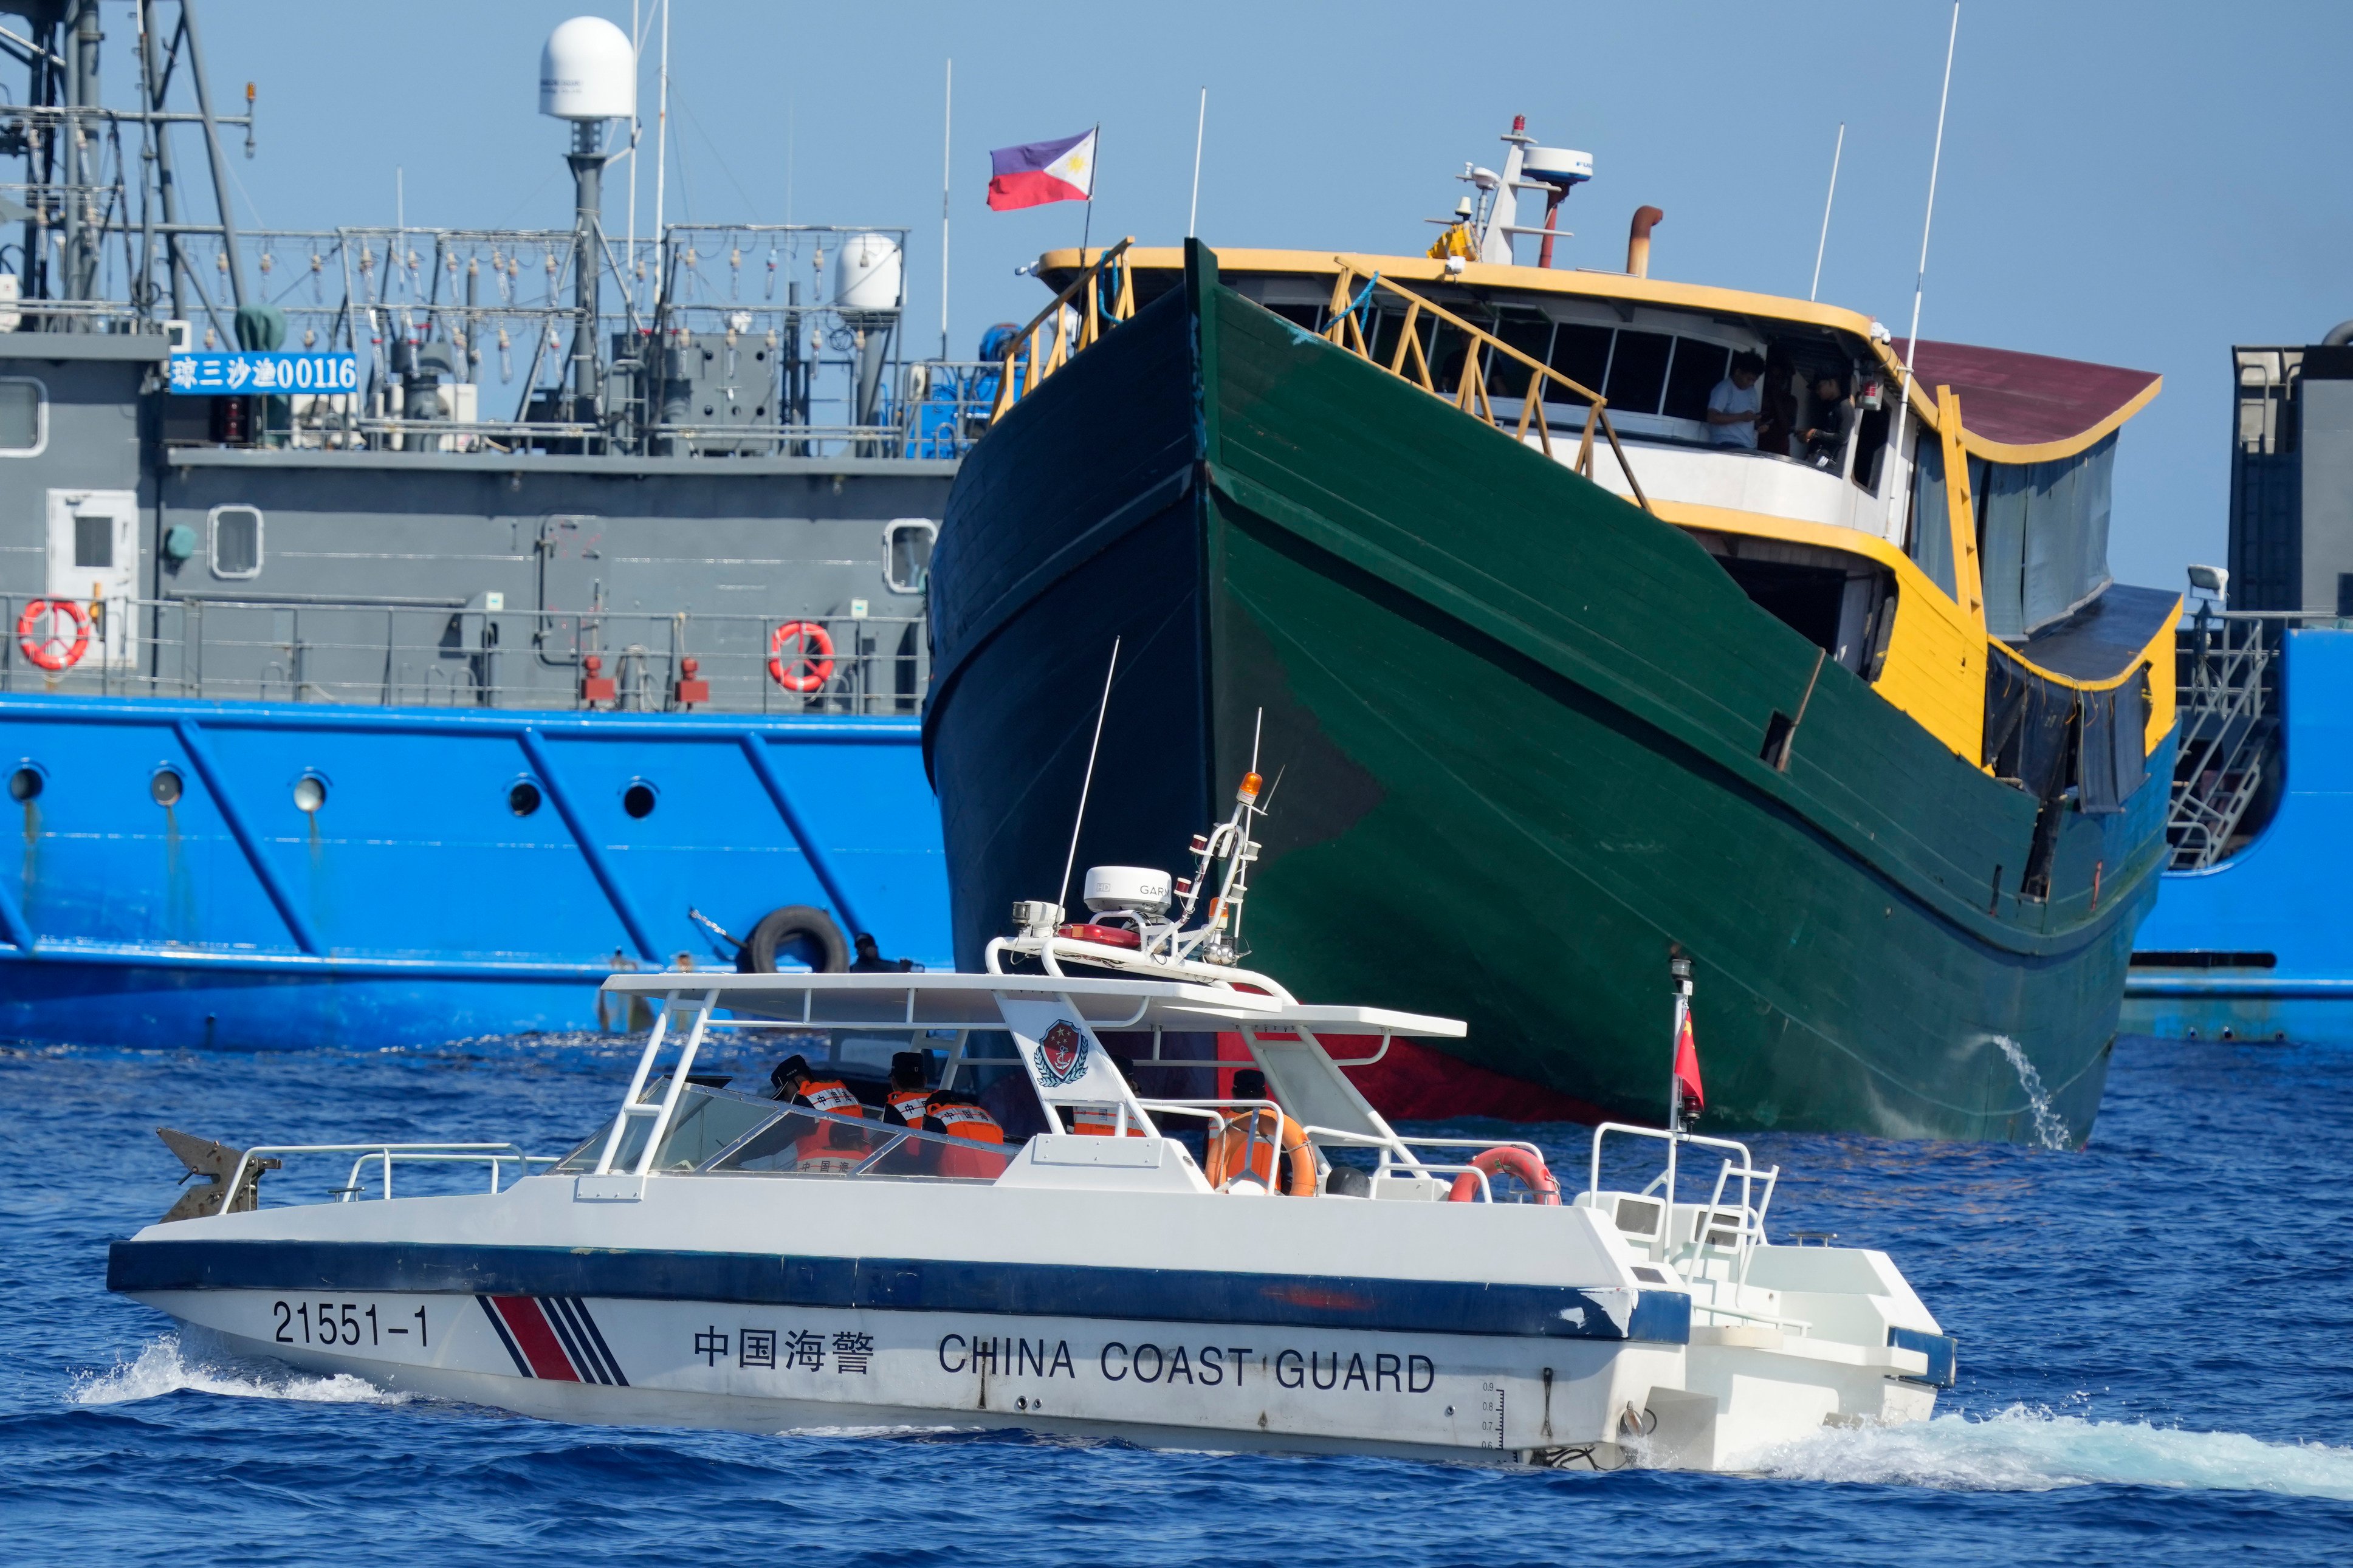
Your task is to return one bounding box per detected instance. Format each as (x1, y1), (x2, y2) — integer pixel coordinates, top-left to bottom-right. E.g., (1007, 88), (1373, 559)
(4, 1033), (2349, 1566)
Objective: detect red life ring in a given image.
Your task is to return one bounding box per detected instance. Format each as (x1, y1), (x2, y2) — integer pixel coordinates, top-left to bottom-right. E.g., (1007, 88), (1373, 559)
(767, 621), (835, 693)
(1446, 1146), (1561, 1205)
(18, 600), (91, 672)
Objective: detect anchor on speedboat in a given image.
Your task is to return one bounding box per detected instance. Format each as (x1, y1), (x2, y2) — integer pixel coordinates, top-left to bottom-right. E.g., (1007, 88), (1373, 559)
(106, 765), (1955, 1470)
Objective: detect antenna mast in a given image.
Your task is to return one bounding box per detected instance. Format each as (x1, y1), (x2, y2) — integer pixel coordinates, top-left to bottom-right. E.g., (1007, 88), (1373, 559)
(1057, 638), (1121, 914)
(1890, 4), (1960, 507)
(1809, 121), (1844, 303)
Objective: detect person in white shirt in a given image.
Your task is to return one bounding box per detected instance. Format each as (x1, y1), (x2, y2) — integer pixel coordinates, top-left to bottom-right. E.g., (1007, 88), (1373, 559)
(1706, 351), (1766, 448)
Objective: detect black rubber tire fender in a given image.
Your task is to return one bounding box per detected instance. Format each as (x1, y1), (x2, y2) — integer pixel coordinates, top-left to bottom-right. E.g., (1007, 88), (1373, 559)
(740, 904), (850, 974)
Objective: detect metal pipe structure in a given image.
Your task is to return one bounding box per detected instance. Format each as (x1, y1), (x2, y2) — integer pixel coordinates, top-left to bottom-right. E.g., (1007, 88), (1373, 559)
(568, 118), (606, 421)
(178, 0), (244, 309)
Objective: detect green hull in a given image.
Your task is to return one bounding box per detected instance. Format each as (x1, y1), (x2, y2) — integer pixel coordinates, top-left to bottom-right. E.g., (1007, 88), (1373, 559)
(929, 248), (2171, 1143)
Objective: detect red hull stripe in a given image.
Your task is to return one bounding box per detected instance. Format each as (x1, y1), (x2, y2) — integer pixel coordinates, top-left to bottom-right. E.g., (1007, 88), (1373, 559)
(490, 1295), (581, 1381)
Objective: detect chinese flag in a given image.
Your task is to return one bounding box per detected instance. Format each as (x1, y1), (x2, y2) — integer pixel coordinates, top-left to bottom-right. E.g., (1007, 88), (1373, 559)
(1675, 1008), (1705, 1115)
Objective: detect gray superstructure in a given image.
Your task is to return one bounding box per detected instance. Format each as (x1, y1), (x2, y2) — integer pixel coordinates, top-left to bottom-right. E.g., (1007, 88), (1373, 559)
(0, 2), (991, 708)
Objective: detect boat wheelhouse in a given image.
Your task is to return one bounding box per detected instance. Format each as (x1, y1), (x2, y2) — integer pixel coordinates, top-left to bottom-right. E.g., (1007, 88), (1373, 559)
(924, 118), (2178, 1141)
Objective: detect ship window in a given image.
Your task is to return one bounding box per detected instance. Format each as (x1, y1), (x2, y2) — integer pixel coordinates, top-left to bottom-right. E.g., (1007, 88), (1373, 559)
(74, 513), (112, 569)
(0, 378), (44, 454)
(1548, 324), (1612, 403)
(1604, 330), (1672, 416)
(209, 505), (263, 578)
(884, 519), (936, 595)
(1486, 314), (1554, 395)
(1663, 340), (1732, 423)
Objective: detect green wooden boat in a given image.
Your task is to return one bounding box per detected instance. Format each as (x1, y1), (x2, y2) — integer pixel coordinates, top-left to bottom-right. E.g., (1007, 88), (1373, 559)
(927, 129), (2175, 1143)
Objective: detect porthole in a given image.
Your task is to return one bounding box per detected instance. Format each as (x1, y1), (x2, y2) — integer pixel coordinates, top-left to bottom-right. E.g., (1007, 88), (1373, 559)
(622, 781), (656, 819)
(509, 780), (543, 817)
(151, 769), (184, 806)
(8, 765), (41, 802)
(292, 775), (326, 813)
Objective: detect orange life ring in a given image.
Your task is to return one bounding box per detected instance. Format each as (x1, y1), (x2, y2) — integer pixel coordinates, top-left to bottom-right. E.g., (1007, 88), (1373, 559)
(1207, 1106), (1317, 1195)
(1446, 1145), (1561, 1205)
(18, 600), (90, 673)
(767, 621), (835, 693)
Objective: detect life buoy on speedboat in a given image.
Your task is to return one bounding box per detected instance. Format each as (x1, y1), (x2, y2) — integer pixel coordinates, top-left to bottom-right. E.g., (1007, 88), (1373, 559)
(1446, 1145), (1561, 1205)
(767, 621), (835, 692)
(1207, 1106), (1317, 1195)
(737, 904), (850, 973)
(18, 600), (90, 672)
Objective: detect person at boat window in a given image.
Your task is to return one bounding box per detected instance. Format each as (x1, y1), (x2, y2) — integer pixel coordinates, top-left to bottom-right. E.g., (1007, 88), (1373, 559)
(770, 1054), (862, 1112)
(1706, 351), (1765, 449)
(849, 933), (914, 973)
(1798, 372), (1857, 469)
(884, 1052), (932, 1126)
(769, 1053), (867, 1171)
(1069, 1053), (1146, 1136)
(922, 1088), (1009, 1179)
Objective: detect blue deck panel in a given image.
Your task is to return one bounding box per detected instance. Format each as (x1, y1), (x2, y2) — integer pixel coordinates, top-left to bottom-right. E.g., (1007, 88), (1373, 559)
(2126, 627), (2353, 1042)
(0, 696), (949, 1049)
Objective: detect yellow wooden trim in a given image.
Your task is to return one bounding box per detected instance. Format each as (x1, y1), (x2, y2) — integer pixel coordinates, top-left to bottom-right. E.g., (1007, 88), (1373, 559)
(1068, 245), (2161, 465)
(1937, 387), (1985, 625)
(1649, 500), (1984, 764)
(1647, 500), (2177, 764)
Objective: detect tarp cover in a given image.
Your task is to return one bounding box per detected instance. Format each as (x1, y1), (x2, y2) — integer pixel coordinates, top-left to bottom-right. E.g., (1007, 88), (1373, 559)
(1912, 340), (2159, 451)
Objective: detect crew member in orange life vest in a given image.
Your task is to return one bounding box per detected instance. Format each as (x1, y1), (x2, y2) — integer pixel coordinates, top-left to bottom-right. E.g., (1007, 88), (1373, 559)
(884, 1052), (932, 1127)
(1069, 1052), (1146, 1136)
(769, 1053), (865, 1167)
(921, 1088), (1008, 1179)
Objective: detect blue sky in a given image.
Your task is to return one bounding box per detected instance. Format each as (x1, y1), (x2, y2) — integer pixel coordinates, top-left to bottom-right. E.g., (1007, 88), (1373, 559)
(159, 1), (2353, 588)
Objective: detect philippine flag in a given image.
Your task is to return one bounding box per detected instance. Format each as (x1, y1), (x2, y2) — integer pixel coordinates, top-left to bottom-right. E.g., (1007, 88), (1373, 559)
(987, 128), (1097, 212)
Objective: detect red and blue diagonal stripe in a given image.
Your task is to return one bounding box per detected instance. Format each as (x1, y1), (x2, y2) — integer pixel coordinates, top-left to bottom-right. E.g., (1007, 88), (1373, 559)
(987, 130), (1093, 211)
(479, 1295), (627, 1385)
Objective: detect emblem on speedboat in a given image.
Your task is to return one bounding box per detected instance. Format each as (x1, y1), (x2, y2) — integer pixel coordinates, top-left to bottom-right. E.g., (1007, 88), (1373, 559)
(1036, 1019), (1091, 1086)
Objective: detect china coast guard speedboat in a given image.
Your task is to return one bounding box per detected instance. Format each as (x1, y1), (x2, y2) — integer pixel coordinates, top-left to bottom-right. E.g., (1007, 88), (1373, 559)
(108, 770), (1954, 1470)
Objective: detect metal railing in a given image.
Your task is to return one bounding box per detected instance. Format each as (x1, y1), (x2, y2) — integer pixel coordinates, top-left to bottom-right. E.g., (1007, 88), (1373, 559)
(991, 238), (1136, 419)
(0, 592), (929, 716)
(216, 1142), (557, 1207)
(1318, 259), (1656, 515)
(2167, 609), (2298, 869)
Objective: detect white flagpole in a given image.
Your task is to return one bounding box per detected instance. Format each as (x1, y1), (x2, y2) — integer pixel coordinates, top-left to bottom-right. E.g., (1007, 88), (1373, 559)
(1809, 120), (1844, 303)
(1188, 87), (1206, 238)
(932, 57), (941, 360)
(1079, 123), (1100, 259)
(651, 0), (670, 309)
(1891, 4), (1960, 526)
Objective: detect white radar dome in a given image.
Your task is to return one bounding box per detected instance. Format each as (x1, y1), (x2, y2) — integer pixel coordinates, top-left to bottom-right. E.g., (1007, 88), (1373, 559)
(1084, 866), (1172, 918)
(833, 232), (904, 312)
(540, 17), (636, 122)
(1523, 146), (1594, 187)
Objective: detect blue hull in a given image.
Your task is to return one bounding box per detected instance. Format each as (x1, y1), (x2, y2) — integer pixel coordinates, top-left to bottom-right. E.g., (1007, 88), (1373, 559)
(0, 696), (948, 1049)
(2126, 628), (2353, 1042)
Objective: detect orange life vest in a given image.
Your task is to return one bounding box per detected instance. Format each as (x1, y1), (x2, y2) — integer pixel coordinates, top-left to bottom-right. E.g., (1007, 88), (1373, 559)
(1206, 1106), (1316, 1194)
(791, 1078), (865, 1169)
(885, 1087), (932, 1126)
(1069, 1103), (1146, 1137)
(925, 1098), (1008, 1179)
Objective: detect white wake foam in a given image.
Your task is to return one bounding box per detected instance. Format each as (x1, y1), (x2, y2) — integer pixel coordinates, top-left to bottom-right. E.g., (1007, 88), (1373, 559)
(70, 1335), (409, 1408)
(1758, 1405), (2353, 1500)
(1991, 1035), (2073, 1151)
